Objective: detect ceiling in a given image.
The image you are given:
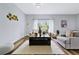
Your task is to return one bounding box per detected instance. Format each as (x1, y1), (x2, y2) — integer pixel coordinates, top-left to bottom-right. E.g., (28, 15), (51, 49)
(15, 3), (79, 14)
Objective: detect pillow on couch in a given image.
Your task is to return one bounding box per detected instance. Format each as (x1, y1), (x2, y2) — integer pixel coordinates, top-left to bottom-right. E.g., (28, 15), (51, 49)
(72, 31), (79, 37)
(68, 31), (79, 37)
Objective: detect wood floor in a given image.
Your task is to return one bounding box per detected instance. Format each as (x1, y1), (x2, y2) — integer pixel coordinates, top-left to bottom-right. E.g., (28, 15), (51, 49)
(10, 36), (79, 55)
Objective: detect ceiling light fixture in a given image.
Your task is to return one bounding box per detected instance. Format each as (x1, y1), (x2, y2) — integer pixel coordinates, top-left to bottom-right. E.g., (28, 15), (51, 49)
(35, 3), (41, 8)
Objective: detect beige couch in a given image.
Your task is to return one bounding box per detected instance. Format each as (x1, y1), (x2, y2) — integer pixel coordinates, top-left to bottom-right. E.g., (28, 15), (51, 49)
(0, 42), (14, 54)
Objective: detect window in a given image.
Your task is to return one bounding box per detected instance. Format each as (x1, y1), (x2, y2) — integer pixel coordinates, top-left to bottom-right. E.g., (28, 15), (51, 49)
(33, 19), (54, 33)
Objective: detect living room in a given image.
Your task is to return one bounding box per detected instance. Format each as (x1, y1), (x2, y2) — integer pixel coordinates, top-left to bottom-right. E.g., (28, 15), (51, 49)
(1, 3), (79, 55)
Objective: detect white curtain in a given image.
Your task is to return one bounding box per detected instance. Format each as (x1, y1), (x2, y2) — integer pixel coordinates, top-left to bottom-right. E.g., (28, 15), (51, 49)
(33, 19), (54, 33)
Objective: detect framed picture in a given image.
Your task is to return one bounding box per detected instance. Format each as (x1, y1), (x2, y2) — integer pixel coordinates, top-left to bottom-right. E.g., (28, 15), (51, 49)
(61, 20), (67, 28)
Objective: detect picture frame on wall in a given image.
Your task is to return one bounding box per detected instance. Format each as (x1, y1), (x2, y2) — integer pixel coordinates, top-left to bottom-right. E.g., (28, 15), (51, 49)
(61, 20), (67, 28)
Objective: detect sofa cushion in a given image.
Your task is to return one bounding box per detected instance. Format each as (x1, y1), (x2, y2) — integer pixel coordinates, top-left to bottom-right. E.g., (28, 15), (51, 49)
(0, 42), (14, 55)
(57, 36), (70, 44)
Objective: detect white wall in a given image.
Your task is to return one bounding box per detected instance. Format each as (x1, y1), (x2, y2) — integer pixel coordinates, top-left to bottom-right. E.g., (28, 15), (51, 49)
(76, 14), (79, 30)
(54, 15), (76, 35)
(26, 14), (77, 35)
(25, 15), (34, 34)
(0, 4), (27, 43)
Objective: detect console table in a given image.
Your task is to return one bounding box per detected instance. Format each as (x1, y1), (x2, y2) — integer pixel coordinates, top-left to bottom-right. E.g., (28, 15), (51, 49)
(29, 37), (51, 45)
